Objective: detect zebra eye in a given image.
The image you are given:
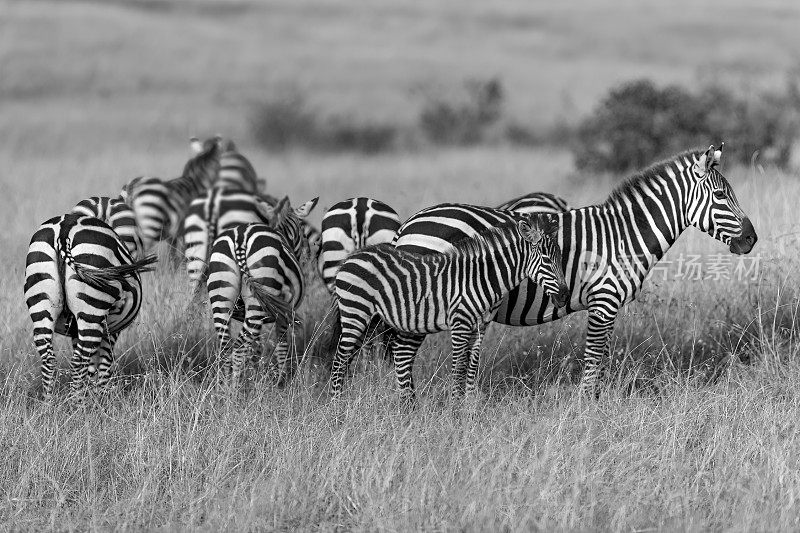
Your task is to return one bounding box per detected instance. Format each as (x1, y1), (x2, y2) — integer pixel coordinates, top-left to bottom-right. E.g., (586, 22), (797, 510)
(713, 190), (727, 200)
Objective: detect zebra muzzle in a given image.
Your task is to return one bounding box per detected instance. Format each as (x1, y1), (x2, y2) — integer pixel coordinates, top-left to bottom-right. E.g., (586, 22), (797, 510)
(729, 217), (757, 255)
(552, 285), (570, 308)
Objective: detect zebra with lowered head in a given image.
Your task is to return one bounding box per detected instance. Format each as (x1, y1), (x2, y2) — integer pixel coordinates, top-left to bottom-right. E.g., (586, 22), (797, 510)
(319, 197), (402, 291)
(24, 214), (157, 399)
(393, 144), (757, 396)
(120, 136), (223, 255)
(207, 196), (319, 385)
(330, 214), (570, 401)
(71, 196), (144, 259)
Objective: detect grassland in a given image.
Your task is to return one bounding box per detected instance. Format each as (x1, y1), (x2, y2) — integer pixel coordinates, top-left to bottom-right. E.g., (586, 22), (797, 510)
(3, 0), (800, 530)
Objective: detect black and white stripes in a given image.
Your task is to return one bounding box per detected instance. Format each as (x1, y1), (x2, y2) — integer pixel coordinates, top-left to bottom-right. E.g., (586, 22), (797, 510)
(319, 197), (401, 291)
(24, 214), (156, 398)
(330, 215), (569, 400)
(393, 145), (757, 395)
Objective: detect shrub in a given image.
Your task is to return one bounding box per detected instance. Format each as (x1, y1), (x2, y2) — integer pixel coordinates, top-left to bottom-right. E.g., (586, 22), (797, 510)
(573, 77), (800, 172)
(249, 95), (398, 154)
(419, 77), (504, 145)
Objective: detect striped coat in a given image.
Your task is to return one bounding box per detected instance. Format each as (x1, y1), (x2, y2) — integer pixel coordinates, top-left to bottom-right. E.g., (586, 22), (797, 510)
(24, 214), (156, 398)
(71, 196), (144, 259)
(330, 216), (569, 400)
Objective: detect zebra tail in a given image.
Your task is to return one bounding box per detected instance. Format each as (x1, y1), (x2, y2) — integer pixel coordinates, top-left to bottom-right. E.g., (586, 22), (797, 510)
(70, 254), (158, 292)
(328, 297), (342, 357)
(245, 277), (294, 328)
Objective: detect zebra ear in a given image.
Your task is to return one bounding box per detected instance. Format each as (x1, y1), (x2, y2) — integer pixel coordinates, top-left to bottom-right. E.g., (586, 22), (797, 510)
(694, 145), (717, 177)
(712, 142), (724, 167)
(293, 197), (319, 219)
(190, 137), (203, 154)
(518, 218), (542, 245)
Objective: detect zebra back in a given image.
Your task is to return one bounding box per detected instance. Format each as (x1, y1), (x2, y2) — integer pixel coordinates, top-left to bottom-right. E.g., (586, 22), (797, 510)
(72, 196), (144, 259)
(320, 197), (402, 291)
(497, 191), (570, 213)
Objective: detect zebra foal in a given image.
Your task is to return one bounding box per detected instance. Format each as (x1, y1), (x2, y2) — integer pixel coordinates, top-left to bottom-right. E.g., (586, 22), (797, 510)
(330, 214), (569, 400)
(24, 214), (156, 399)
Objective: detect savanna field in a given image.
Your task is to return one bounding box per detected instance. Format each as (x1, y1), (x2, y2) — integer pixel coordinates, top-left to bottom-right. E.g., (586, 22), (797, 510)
(3, 0), (800, 530)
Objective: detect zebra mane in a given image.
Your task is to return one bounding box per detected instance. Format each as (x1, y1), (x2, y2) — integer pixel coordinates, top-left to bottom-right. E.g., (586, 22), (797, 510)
(605, 148), (704, 205)
(448, 214), (556, 258)
(181, 139), (221, 183)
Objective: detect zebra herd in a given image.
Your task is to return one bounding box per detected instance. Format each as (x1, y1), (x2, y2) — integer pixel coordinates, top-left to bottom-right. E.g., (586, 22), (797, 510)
(24, 137), (758, 401)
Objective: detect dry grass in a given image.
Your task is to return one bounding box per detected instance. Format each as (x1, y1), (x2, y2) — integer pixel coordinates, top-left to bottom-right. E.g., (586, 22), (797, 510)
(4, 0), (800, 530)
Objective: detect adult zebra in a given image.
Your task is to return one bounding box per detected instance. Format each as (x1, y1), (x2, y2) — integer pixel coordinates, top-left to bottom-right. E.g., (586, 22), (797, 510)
(329, 215), (570, 400)
(206, 196), (319, 385)
(71, 196), (144, 259)
(391, 191), (569, 254)
(120, 136), (223, 254)
(204, 136), (267, 194)
(24, 214), (157, 398)
(393, 145), (757, 396)
(319, 197), (402, 291)
(497, 191), (570, 214)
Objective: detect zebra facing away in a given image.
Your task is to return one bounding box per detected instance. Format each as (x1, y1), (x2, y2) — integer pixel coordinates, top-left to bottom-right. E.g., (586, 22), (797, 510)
(206, 196), (319, 385)
(24, 214), (157, 399)
(183, 188), (274, 293)
(330, 215), (570, 400)
(393, 144), (758, 396)
(319, 197), (402, 291)
(71, 196), (144, 259)
(120, 136), (223, 254)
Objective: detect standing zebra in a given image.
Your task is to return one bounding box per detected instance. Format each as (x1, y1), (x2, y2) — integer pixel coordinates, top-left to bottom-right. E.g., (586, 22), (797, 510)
(330, 215), (569, 400)
(206, 196), (319, 385)
(393, 145), (758, 395)
(24, 214), (157, 398)
(390, 192), (569, 255)
(319, 197), (402, 291)
(120, 136), (223, 254)
(497, 191), (570, 214)
(183, 188), (278, 293)
(71, 196), (144, 259)
(209, 137), (266, 194)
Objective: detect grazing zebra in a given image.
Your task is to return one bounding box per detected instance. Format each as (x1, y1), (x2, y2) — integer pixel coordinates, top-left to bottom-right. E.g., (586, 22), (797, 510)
(24, 214), (157, 398)
(390, 192), (569, 255)
(497, 191), (570, 214)
(319, 197), (402, 291)
(206, 196), (319, 384)
(330, 215), (570, 400)
(120, 136), (223, 254)
(393, 144), (758, 396)
(183, 188), (278, 293)
(71, 196), (144, 259)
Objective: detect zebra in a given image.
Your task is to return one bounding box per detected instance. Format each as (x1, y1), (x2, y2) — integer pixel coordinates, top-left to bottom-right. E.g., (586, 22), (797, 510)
(206, 196), (319, 385)
(71, 196), (144, 259)
(329, 214), (570, 400)
(496, 191), (570, 214)
(183, 188), (282, 293)
(203, 136), (267, 194)
(393, 144), (758, 396)
(120, 136), (223, 254)
(390, 192), (569, 255)
(319, 197), (402, 291)
(24, 213), (157, 399)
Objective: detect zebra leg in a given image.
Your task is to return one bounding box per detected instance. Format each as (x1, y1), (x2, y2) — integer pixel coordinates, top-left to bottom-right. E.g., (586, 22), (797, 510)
(449, 323), (476, 399)
(329, 319), (369, 396)
(463, 322), (487, 395)
(34, 319), (58, 400)
(230, 303), (267, 385)
(580, 306), (619, 397)
(272, 316), (298, 387)
(94, 332), (119, 391)
(69, 317), (104, 396)
(389, 332), (426, 402)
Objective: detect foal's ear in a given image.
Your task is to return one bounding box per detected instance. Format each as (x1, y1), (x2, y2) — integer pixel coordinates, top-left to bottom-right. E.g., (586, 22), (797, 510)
(293, 197), (319, 218)
(518, 218), (543, 245)
(694, 143), (723, 177)
(189, 137), (203, 154)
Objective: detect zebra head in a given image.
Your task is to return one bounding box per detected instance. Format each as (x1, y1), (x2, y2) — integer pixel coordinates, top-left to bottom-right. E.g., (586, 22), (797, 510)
(183, 135), (227, 190)
(518, 214), (570, 308)
(257, 195), (320, 264)
(686, 143), (757, 255)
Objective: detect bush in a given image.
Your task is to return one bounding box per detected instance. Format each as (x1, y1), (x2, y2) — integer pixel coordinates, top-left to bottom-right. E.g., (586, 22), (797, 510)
(250, 95), (398, 154)
(419, 77), (504, 145)
(573, 77), (800, 172)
